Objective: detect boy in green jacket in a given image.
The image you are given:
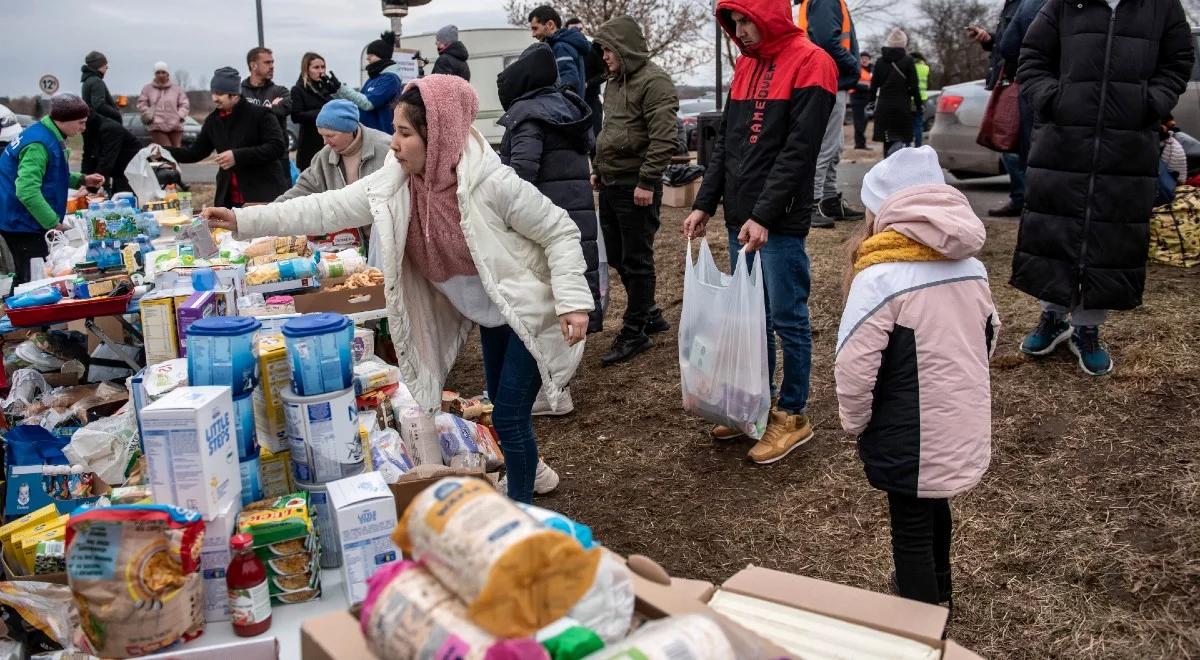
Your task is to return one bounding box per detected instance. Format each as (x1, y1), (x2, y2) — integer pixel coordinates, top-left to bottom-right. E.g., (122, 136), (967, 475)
(0, 94), (102, 285)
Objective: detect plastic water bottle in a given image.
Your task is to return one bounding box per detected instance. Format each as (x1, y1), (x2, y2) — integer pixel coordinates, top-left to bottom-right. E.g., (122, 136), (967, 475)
(117, 199), (137, 238)
(139, 212), (161, 239)
(136, 235), (154, 259)
(87, 202), (102, 239)
(86, 240), (100, 264)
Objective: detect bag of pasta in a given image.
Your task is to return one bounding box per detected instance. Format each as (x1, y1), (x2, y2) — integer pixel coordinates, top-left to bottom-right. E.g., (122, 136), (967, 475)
(66, 504), (205, 658)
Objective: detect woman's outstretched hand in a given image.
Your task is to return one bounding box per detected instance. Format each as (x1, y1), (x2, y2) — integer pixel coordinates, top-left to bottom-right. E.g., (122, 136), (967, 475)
(559, 312), (589, 346)
(201, 207), (238, 233)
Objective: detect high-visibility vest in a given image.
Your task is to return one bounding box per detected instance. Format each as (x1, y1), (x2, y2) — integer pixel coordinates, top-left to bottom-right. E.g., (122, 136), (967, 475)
(797, 0), (852, 52)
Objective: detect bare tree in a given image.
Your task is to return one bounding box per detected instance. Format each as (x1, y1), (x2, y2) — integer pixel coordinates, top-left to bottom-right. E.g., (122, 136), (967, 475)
(175, 69), (193, 90)
(504, 0), (711, 76)
(911, 0), (993, 89)
(848, 0), (896, 27)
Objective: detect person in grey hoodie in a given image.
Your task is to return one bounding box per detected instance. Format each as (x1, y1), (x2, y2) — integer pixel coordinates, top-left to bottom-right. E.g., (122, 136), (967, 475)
(242, 47), (292, 183)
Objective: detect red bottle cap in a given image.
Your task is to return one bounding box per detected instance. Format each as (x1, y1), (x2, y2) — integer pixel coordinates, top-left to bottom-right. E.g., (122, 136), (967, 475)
(230, 533), (254, 551)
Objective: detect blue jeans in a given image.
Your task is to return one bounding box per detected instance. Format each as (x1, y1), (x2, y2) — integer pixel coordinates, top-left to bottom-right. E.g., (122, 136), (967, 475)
(912, 114), (924, 147)
(728, 228), (812, 413)
(1001, 152), (1026, 208)
(479, 325), (542, 504)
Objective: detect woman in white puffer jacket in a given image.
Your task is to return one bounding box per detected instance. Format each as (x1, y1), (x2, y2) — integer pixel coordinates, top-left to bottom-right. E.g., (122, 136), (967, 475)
(203, 75), (594, 504)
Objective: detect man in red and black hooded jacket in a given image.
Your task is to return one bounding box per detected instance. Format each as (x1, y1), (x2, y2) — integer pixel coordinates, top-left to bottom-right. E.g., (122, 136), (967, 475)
(684, 0), (837, 465)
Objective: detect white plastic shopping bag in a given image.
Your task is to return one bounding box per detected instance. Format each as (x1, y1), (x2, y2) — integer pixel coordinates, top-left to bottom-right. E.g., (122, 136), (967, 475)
(124, 145), (179, 202)
(679, 239), (771, 438)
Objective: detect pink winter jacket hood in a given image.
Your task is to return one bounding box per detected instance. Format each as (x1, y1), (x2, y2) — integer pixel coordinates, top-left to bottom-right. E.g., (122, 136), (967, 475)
(835, 184), (999, 498)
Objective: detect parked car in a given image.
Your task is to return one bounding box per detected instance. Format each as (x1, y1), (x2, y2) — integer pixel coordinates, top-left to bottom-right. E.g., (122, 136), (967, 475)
(927, 80), (1005, 179)
(120, 113), (201, 148)
(678, 94), (717, 151)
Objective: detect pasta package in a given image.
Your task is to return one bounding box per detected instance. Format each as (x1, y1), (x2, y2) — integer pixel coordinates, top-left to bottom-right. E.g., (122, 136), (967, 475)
(393, 477), (600, 638)
(66, 504), (205, 658)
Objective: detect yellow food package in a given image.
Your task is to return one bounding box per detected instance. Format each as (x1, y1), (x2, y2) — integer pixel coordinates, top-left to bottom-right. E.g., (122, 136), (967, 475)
(0, 504), (57, 546)
(6, 515), (67, 572)
(394, 477), (600, 638)
(258, 448), (293, 499)
(253, 336), (291, 453)
(17, 524), (66, 574)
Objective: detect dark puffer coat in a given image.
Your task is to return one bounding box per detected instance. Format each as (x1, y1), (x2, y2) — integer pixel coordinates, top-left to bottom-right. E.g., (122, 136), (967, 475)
(870, 47), (922, 145)
(497, 43), (602, 332)
(1013, 0), (1193, 311)
(433, 42), (471, 81)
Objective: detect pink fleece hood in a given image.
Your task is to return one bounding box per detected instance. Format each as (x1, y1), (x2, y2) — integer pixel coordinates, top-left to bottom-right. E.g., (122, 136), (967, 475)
(872, 184), (986, 260)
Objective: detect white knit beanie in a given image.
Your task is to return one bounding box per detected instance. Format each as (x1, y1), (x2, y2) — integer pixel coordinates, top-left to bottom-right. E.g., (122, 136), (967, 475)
(885, 28), (909, 49)
(860, 146), (945, 215)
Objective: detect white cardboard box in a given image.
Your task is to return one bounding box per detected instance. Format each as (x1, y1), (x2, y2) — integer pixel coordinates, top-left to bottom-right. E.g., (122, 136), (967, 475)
(199, 500), (241, 623)
(326, 472), (398, 604)
(141, 387), (241, 519)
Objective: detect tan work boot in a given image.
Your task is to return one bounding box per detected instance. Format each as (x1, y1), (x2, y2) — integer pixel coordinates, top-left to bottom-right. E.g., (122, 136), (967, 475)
(711, 396), (778, 441)
(748, 410), (814, 464)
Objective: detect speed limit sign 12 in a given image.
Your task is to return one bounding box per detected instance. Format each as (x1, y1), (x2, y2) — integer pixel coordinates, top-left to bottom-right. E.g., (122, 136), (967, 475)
(38, 75), (60, 96)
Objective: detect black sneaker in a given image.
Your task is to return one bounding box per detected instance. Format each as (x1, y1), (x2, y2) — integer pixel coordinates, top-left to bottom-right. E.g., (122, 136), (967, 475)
(644, 308), (670, 334)
(601, 331), (653, 366)
(811, 203), (836, 229)
(819, 194), (866, 220)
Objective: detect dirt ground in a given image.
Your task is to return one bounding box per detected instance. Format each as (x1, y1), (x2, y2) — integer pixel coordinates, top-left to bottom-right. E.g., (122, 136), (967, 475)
(192, 172), (1200, 657)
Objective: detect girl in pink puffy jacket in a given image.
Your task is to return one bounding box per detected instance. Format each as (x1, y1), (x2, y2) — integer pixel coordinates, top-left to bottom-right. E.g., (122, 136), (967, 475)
(835, 146), (999, 607)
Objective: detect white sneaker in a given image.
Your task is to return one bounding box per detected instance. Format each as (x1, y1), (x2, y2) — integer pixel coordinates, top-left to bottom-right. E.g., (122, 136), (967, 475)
(532, 386), (574, 417)
(497, 458), (560, 496)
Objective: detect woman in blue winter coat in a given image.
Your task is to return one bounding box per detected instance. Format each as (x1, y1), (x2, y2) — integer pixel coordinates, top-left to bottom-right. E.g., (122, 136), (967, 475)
(495, 42), (603, 422)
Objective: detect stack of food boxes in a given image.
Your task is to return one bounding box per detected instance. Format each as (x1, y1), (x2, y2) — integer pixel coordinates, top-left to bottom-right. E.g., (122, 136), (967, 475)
(236, 492), (322, 605)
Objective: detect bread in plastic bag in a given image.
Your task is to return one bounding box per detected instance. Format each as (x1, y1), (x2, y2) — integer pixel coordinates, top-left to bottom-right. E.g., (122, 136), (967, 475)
(393, 477), (600, 638)
(678, 239), (771, 439)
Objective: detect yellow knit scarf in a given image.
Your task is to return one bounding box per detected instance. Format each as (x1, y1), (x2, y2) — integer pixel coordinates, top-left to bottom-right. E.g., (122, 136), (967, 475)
(853, 229), (946, 274)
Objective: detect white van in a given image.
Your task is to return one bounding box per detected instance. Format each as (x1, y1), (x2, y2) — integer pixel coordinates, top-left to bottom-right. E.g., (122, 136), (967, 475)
(373, 27), (535, 146)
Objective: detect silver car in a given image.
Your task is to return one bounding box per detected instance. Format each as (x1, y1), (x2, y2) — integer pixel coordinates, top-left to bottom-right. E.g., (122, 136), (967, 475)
(927, 80), (1004, 179)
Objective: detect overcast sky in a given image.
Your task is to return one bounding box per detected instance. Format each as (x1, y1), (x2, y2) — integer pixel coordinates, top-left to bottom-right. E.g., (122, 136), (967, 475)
(3, 0), (915, 100)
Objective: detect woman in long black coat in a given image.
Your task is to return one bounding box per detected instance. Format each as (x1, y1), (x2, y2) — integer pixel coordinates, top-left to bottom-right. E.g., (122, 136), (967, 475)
(1013, 0), (1192, 376)
(870, 28), (922, 156)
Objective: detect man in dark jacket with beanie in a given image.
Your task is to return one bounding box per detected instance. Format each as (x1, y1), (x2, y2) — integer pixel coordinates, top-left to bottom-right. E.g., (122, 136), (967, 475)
(798, 0), (865, 223)
(684, 0), (837, 463)
(591, 16), (679, 366)
(168, 67), (288, 208)
(81, 52), (121, 123)
(1013, 0), (1193, 376)
(433, 25), (471, 81)
(0, 95), (102, 286)
(81, 113), (141, 195)
(497, 42), (602, 414)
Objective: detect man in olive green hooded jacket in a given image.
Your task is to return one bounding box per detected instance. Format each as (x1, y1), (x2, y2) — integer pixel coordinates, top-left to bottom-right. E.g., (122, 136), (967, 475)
(590, 15), (679, 366)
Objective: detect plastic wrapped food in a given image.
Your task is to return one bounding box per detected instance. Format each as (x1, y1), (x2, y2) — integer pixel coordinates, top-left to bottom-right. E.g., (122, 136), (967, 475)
(368, 427), (414, 483)
(585, 614), (738, 660)
(66, 504), (205, 657)
(394, 477), (600, 637)
(435, 414), (503, 466)
(0, 580), (82, 655)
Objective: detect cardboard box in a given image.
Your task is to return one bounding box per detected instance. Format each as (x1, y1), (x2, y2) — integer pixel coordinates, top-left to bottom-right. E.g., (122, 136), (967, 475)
(662, 179), (701, 208)
(247, 276), (319, 297)
(155, 264), (247, 301)
(292, 281), (386, 316)
(0, 547), (66, 584)
(141, 387), (241, 518)
(301, 610), (379, 660)
(140, 289), (179, 365)
(326, 472), (399, 604)
(629, 559), (983, 660)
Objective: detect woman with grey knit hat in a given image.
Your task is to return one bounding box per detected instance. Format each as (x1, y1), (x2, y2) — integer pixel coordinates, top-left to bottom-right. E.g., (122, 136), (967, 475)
(869, 28), (922, 156)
